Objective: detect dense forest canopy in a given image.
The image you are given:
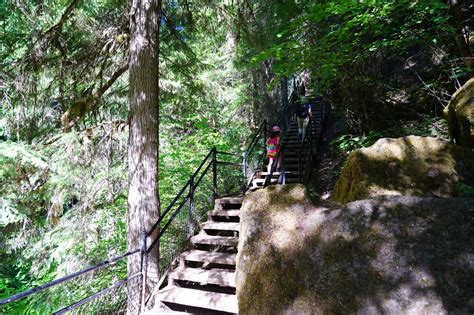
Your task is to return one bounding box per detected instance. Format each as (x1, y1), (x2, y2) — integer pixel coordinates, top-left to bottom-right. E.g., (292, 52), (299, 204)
(0, 0), (472, 312)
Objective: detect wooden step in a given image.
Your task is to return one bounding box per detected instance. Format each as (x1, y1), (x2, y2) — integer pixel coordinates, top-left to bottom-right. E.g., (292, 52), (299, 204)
(256, 171), (297, 177)
(180, 249), (236, 265)
(191, 234), (238, 246)
(201, 221), (239, 231)
(284, 144), (303, 148)
(284, 157), (310, 163)
(282, 151), (301, 156)
(155, 286), (238, 313)
(208, 209), (241, 218)
(214, 197), (242, 210)
(215, 196), (243, 204)
(253, 178), (278, 184)
(252, 178), (299, 185)
(169, 267), (235, 287)
(284, 166), (303, 171)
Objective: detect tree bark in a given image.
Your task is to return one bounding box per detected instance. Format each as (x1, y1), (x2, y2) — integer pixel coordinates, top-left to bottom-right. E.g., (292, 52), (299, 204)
(447, 0), (473, 75)
(127, 0), (161, 313)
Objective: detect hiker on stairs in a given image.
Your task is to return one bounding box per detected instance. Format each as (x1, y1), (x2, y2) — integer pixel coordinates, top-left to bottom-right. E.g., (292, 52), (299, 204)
(295, 97), (313, 141)
(266, 125), (281, 173)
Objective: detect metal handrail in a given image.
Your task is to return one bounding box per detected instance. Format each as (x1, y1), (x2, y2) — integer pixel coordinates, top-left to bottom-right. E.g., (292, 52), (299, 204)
(53, 273), (141, 315)
(0, 249), (139, 306)
(243, 120), (267, 190)
(147, 148), (215, 237)
(0, 146), (242, 313)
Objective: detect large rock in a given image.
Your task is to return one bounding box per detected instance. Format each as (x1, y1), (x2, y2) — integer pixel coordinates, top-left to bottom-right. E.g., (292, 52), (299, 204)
(444, 78), (474, 148)
(236, 185), (474, 314)
(332, 136), (474, 204)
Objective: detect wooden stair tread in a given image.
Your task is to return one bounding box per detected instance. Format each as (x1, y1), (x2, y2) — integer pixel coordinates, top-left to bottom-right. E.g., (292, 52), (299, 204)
(155, 286), (238, 313)
(257, 171), (297, 176)
(191, 234), (238, 246)
(181, 249), (236, 265)
(215, 197), (243, 204)
(201, 221), (239, 231)
(208, 209), (241, 217)
(253, 178), (299, 184)
(253, 178), (278, 184)
(169, 267), (235, 287)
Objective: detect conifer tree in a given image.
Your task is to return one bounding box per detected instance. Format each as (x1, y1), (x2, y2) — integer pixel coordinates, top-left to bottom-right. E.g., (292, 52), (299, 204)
(127, 0), (161, 312)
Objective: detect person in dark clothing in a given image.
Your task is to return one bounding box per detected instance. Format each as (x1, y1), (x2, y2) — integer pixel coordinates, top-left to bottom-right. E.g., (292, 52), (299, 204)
(295, 98), (312, 140)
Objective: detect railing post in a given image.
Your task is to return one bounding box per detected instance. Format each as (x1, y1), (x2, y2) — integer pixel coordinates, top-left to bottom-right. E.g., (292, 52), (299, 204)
(212, 147), (218, 199)
(189, 175), (195, 228)
(140, 230), (147, 313)
(242, 151), (247, 193)
(298, 152), (302, 183)
(278, 153), (286, 185)
(263, 119), (267, 151)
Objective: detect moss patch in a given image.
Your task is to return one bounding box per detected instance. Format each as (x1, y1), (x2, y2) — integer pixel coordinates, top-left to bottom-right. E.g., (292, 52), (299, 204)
(236, 188), (474, 314)
(332, 136), (474, 203)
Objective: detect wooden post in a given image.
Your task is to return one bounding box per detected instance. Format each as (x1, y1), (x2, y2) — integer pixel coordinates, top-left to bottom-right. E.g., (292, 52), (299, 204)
(263, 120), (267, 153)
(140, 230), (147, 313)
(212, 147), (218, 199)
(189, 175), (195, 233)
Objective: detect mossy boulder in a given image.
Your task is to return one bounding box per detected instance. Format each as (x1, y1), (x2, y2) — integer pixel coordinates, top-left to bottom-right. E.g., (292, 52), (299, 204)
(444, 78), (474, 148)
(332, 136), (474, 204)
(236, 186), (474, 314)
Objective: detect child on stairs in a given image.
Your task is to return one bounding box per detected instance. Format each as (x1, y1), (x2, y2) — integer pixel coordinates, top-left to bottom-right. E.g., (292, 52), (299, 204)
(266, 125), (281, 173)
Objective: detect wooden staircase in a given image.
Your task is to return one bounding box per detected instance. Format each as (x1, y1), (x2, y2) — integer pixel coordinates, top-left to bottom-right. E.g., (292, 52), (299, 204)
(248, 120), (317, 191)
(149, 197), (241, 314)
(149, 114), (323, 314)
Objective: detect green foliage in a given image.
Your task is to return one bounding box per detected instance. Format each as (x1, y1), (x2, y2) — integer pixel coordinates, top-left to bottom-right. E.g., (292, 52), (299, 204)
(241, 0), (452, 80)
(333, 114), (450, 155)
(456, 182), (474, 197)
(235, 0), (465, 135)
(332, 131), (382, 154)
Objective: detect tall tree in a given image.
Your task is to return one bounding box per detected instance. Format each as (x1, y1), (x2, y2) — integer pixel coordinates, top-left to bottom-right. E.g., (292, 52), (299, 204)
(127, 0), (161, 313)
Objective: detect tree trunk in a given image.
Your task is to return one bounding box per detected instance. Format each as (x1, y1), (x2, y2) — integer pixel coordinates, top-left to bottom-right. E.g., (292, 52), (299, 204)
(447, 0), (473, 75)
(127, 0), (161, 313)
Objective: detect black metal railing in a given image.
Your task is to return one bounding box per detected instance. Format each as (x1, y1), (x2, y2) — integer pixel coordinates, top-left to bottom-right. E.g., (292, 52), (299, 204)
(243, 120), (267, 190)
(0, 147), (243, 314)
(245, 101), (293, 189)
(0, 248), (138, 314)
(142, 147), (242, 299)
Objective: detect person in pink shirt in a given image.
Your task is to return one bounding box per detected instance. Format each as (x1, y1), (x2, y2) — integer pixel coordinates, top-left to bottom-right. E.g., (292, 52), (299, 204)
(266, 125), (281, 173)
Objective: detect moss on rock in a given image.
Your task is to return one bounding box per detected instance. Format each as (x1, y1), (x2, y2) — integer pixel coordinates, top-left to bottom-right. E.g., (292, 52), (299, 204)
(332, 136), (474, 204)
(236, 188), (474, 314)
(444, 78), (474, 148)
